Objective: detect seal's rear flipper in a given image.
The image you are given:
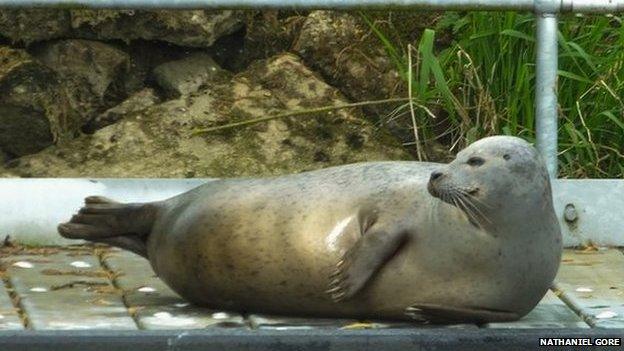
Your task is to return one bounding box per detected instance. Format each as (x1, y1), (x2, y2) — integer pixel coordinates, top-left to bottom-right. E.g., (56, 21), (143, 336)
(405, 303), (519, 324)
(58, 196), (158, 258)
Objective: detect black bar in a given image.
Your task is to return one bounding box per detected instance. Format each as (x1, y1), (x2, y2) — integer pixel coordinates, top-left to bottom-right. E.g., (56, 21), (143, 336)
(0, 328), (622, 351)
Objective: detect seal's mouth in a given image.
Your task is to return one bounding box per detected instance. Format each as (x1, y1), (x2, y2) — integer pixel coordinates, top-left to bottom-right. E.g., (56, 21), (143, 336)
(428, 182), (488, 228)
(427, 180), (439, 199)
(467, 187), (479, 196)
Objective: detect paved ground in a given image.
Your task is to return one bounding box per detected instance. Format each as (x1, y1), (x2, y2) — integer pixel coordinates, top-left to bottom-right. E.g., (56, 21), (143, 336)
(0, 245), (622, 330)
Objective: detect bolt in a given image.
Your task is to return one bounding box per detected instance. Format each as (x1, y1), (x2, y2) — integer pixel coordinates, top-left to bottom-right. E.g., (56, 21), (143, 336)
(564, 203), (578, 223)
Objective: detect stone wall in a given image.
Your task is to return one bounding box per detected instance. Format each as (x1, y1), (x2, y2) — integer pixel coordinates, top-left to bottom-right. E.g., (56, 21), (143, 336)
(0, 9), (425, 177)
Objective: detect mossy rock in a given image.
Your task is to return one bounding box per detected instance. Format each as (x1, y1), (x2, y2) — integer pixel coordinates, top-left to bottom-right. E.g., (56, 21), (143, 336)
(0, 46), (79, 157)
(70, 10), (245, 48)
(0, 9), (71, 44)
(3, 53), (411, 177)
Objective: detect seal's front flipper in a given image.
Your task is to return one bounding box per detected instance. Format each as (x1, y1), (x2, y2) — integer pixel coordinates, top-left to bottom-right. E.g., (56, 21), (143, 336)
(327, 228), (407, 302)
(405, 303), (519, 324)
(58, 196), (158, 256)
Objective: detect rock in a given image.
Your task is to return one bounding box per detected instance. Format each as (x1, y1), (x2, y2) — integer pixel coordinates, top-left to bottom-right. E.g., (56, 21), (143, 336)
(0, 166), (18, 177)
(125, 40), (190, 93)
(0, 103), (52, 158)
(84, 88), (160, 133)
(219, 11), (306, 71)
(0, 9), (71, 44)
(294, 11), (400, 114)
(70, 10), (245, 48)
(0, 47), (78, 157)
(293, 11), (414, 148)
(32, 39), (134, 126)
(1, 9), (244, 48)
(0, 149), (9, 164)
(4, 53), (410, 177)
(152, 53), (230, 98)
(293, 11), (454, 161)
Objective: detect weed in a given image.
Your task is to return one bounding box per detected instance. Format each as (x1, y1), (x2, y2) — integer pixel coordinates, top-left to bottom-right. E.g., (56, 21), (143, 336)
(363, 12), (624, 178)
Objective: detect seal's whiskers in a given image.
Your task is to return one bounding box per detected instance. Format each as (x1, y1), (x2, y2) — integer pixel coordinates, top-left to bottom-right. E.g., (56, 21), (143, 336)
(452, 193), (481, 227)
(457, 191), (492, 225)
(460, 189), (493, 209)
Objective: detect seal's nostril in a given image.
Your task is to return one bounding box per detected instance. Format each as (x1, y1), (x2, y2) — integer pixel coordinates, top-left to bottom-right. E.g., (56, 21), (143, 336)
(430, 171), (444, 182)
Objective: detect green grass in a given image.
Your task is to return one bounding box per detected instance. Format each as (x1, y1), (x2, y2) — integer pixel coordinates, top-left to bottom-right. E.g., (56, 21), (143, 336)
(363, 12), (624, 178)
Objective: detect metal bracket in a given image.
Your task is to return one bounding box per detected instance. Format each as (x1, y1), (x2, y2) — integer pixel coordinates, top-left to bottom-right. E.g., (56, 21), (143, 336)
(535, 0), (561, 13)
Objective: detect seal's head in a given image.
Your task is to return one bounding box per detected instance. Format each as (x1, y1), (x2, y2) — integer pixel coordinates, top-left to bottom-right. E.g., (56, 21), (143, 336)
(428, 136), (551, 228)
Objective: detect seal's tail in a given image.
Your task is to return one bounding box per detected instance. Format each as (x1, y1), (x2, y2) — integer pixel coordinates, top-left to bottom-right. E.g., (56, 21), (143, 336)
(58, 196), (157, 258)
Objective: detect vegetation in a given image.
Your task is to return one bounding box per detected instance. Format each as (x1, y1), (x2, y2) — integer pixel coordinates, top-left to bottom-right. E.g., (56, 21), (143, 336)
(363, 12), (624, 178)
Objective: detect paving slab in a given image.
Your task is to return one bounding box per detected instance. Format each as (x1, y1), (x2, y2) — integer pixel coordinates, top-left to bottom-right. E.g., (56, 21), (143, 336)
(486, 290), (589, 328)
(248, 314), (358, 330)
(3, 248), (137, 330)
(554, 248), (624, 328)
(103, 251), (477, 330)
(103, 250), (245, 329)
(248, 314), (479, 330)
(2, 246), (622, 331)
(0, 279), (23, 330)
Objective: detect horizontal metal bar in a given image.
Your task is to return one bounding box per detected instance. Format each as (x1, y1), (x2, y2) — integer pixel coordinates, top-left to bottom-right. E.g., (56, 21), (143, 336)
(0, 0), (534, 10)
(0, 178), (622, 247)
(0, 0), (622, 11)
(0, 329), (623, 351)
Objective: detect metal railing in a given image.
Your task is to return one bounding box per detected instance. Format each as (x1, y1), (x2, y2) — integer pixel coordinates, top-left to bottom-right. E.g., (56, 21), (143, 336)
(3, 0), (624, 176)
(0, 0), (622, 11)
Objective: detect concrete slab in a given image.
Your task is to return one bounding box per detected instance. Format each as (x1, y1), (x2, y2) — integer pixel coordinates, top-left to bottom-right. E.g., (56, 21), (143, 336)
(0, 279), (23, 330)
(248, 314), (357, 330)
(3, 248), (137, 330)
(248, 314), (478, 330)
(554, 249), (624, 328)
(486, 290), (589, 328)
(103, 250), (245, 329)
(1, 246), (618, 331)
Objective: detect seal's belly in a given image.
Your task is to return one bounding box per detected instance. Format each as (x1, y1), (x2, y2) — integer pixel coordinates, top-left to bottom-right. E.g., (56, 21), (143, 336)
(148, 195), (371, 316)
(148, 194), (551, 320)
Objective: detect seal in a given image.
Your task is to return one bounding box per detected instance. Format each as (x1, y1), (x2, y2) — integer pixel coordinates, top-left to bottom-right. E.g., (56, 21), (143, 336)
(58, 136), (562, 323)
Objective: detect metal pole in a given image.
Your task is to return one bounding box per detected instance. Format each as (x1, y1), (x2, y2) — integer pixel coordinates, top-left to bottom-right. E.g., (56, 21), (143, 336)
(0, 0), (622, 10)
(535, 13), (559, 177)
(0, 0), (536, 10)
(0, 0), (624, 13)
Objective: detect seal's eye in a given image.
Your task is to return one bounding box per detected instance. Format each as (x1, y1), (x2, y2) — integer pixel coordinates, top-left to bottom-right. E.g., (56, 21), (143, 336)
(467, 156), (485, 167)
(503, 154), (511, 160)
